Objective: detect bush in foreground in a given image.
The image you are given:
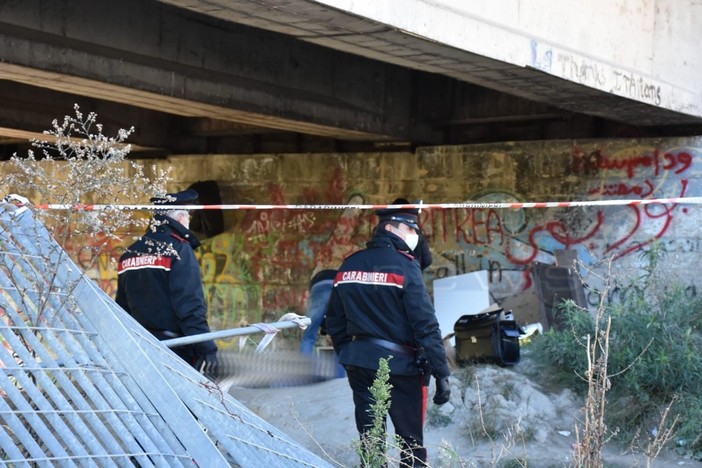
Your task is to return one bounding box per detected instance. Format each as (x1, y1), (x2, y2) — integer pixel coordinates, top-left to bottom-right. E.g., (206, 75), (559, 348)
(531, 246), (702, 460)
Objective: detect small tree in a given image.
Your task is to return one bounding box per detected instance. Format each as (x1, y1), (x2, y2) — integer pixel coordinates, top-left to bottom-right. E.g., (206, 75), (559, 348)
(1, 104), (170, 321)
(4, 104), (169, 246)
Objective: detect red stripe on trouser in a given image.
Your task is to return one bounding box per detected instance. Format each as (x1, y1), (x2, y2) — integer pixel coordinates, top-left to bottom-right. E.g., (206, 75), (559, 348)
(422, 384), (428, 426)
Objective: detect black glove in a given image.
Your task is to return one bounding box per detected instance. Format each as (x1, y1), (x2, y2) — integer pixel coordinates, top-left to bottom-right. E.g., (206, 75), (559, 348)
(198, 352), (219, 381)
(433, 376), (451, 405)
(415, 349), (432, 387)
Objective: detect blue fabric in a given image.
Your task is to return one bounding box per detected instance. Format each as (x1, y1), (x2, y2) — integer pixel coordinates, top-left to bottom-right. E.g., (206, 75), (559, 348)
(301, 278), (345, 377)
(301, 280), (332, 353)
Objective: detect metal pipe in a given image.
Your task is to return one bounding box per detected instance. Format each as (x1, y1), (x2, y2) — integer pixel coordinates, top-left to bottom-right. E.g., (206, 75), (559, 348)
(160, 317), (311, 348)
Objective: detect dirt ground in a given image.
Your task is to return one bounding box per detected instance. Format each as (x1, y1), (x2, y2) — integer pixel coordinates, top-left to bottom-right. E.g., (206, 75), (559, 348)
(230, 356), (701, 468)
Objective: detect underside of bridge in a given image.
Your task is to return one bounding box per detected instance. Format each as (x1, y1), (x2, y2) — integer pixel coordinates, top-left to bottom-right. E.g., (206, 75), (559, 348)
(1, 0), (701, 159)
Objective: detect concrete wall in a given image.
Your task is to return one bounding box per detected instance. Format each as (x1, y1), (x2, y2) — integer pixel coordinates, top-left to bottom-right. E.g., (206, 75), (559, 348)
(313, 0), (702, 117)
(68, 137), (702, 343)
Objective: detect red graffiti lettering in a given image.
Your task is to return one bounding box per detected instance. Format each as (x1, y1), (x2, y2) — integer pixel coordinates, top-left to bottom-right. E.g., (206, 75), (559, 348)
(455, 208), (506, 245)
(665, 151), (692, 174)
(588, 179), (654, 197)
(327, 166), (346, 203)
(573, 148), (692, 178)
(605, 179), (688, 259)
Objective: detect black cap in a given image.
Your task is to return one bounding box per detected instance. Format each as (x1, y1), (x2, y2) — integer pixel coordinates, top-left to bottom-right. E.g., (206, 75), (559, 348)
(150, 189), (199, 206)
(376, 198), (420, 230)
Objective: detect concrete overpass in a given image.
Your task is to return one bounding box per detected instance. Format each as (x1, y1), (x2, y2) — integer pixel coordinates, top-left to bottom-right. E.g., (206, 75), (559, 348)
(1, 0), (700, 157)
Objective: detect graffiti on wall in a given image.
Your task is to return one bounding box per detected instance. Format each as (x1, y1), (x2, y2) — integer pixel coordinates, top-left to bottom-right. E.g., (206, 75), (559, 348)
(61, 232), (124, 297)
(530, 40), (664, 106)
(196, 183), (375, 336)
(419, 144), (699, 299)
(66, 141), (702, 330)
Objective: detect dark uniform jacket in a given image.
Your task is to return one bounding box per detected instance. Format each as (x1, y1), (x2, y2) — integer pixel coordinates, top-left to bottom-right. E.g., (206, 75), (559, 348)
(116, 214), (217, 361)
(326, 228), (450, 378)
(415, 234), (432, 271)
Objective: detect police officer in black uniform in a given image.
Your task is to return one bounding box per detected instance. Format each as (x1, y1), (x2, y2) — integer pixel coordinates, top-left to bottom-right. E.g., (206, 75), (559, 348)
(326, 206), (451, 467)
(116, 189), (218, 379)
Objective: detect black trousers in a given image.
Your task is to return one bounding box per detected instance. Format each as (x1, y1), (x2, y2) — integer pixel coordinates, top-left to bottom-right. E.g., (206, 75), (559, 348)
(346, 366), (428, 467)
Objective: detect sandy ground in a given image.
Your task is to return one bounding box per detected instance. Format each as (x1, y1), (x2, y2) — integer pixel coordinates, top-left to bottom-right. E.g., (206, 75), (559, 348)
(229, 361), (701, 468)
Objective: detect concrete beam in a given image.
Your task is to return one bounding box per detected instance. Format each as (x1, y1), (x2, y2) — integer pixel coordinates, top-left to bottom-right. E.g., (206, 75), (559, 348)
(0, 80), (199, 155)
(0, 0), (441, 143)
(306, 0), (702, 122)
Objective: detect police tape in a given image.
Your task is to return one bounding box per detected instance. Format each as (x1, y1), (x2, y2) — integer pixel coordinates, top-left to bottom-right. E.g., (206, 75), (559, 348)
(22, 195), (702, 211)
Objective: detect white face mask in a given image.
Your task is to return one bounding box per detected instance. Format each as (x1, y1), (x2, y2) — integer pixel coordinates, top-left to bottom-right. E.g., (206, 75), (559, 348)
(404, 232), (419, 251)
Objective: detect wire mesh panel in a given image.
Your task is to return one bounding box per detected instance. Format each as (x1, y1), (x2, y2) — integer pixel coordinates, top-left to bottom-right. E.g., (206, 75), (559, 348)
(0, 202), (331, 467)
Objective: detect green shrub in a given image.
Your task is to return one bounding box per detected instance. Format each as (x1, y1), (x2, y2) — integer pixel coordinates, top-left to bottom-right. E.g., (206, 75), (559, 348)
(607, 283), (702, 456)
(357, 357), (394, 467)
(530, 246), (702, 459)
(531, 300), (593, 389)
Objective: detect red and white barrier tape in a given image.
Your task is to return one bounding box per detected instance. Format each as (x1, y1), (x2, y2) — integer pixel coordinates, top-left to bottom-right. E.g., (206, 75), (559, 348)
(19, 196), (702, 211)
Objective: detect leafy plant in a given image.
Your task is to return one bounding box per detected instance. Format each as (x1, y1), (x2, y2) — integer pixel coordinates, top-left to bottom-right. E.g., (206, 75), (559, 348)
(531, 247), (702, 460)
(532, 299), (593, 389)
(357, 357), (398, 467)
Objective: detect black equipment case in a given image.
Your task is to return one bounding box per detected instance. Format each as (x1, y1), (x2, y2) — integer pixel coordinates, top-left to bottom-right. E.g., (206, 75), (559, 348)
(454, 306), (523, 366)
